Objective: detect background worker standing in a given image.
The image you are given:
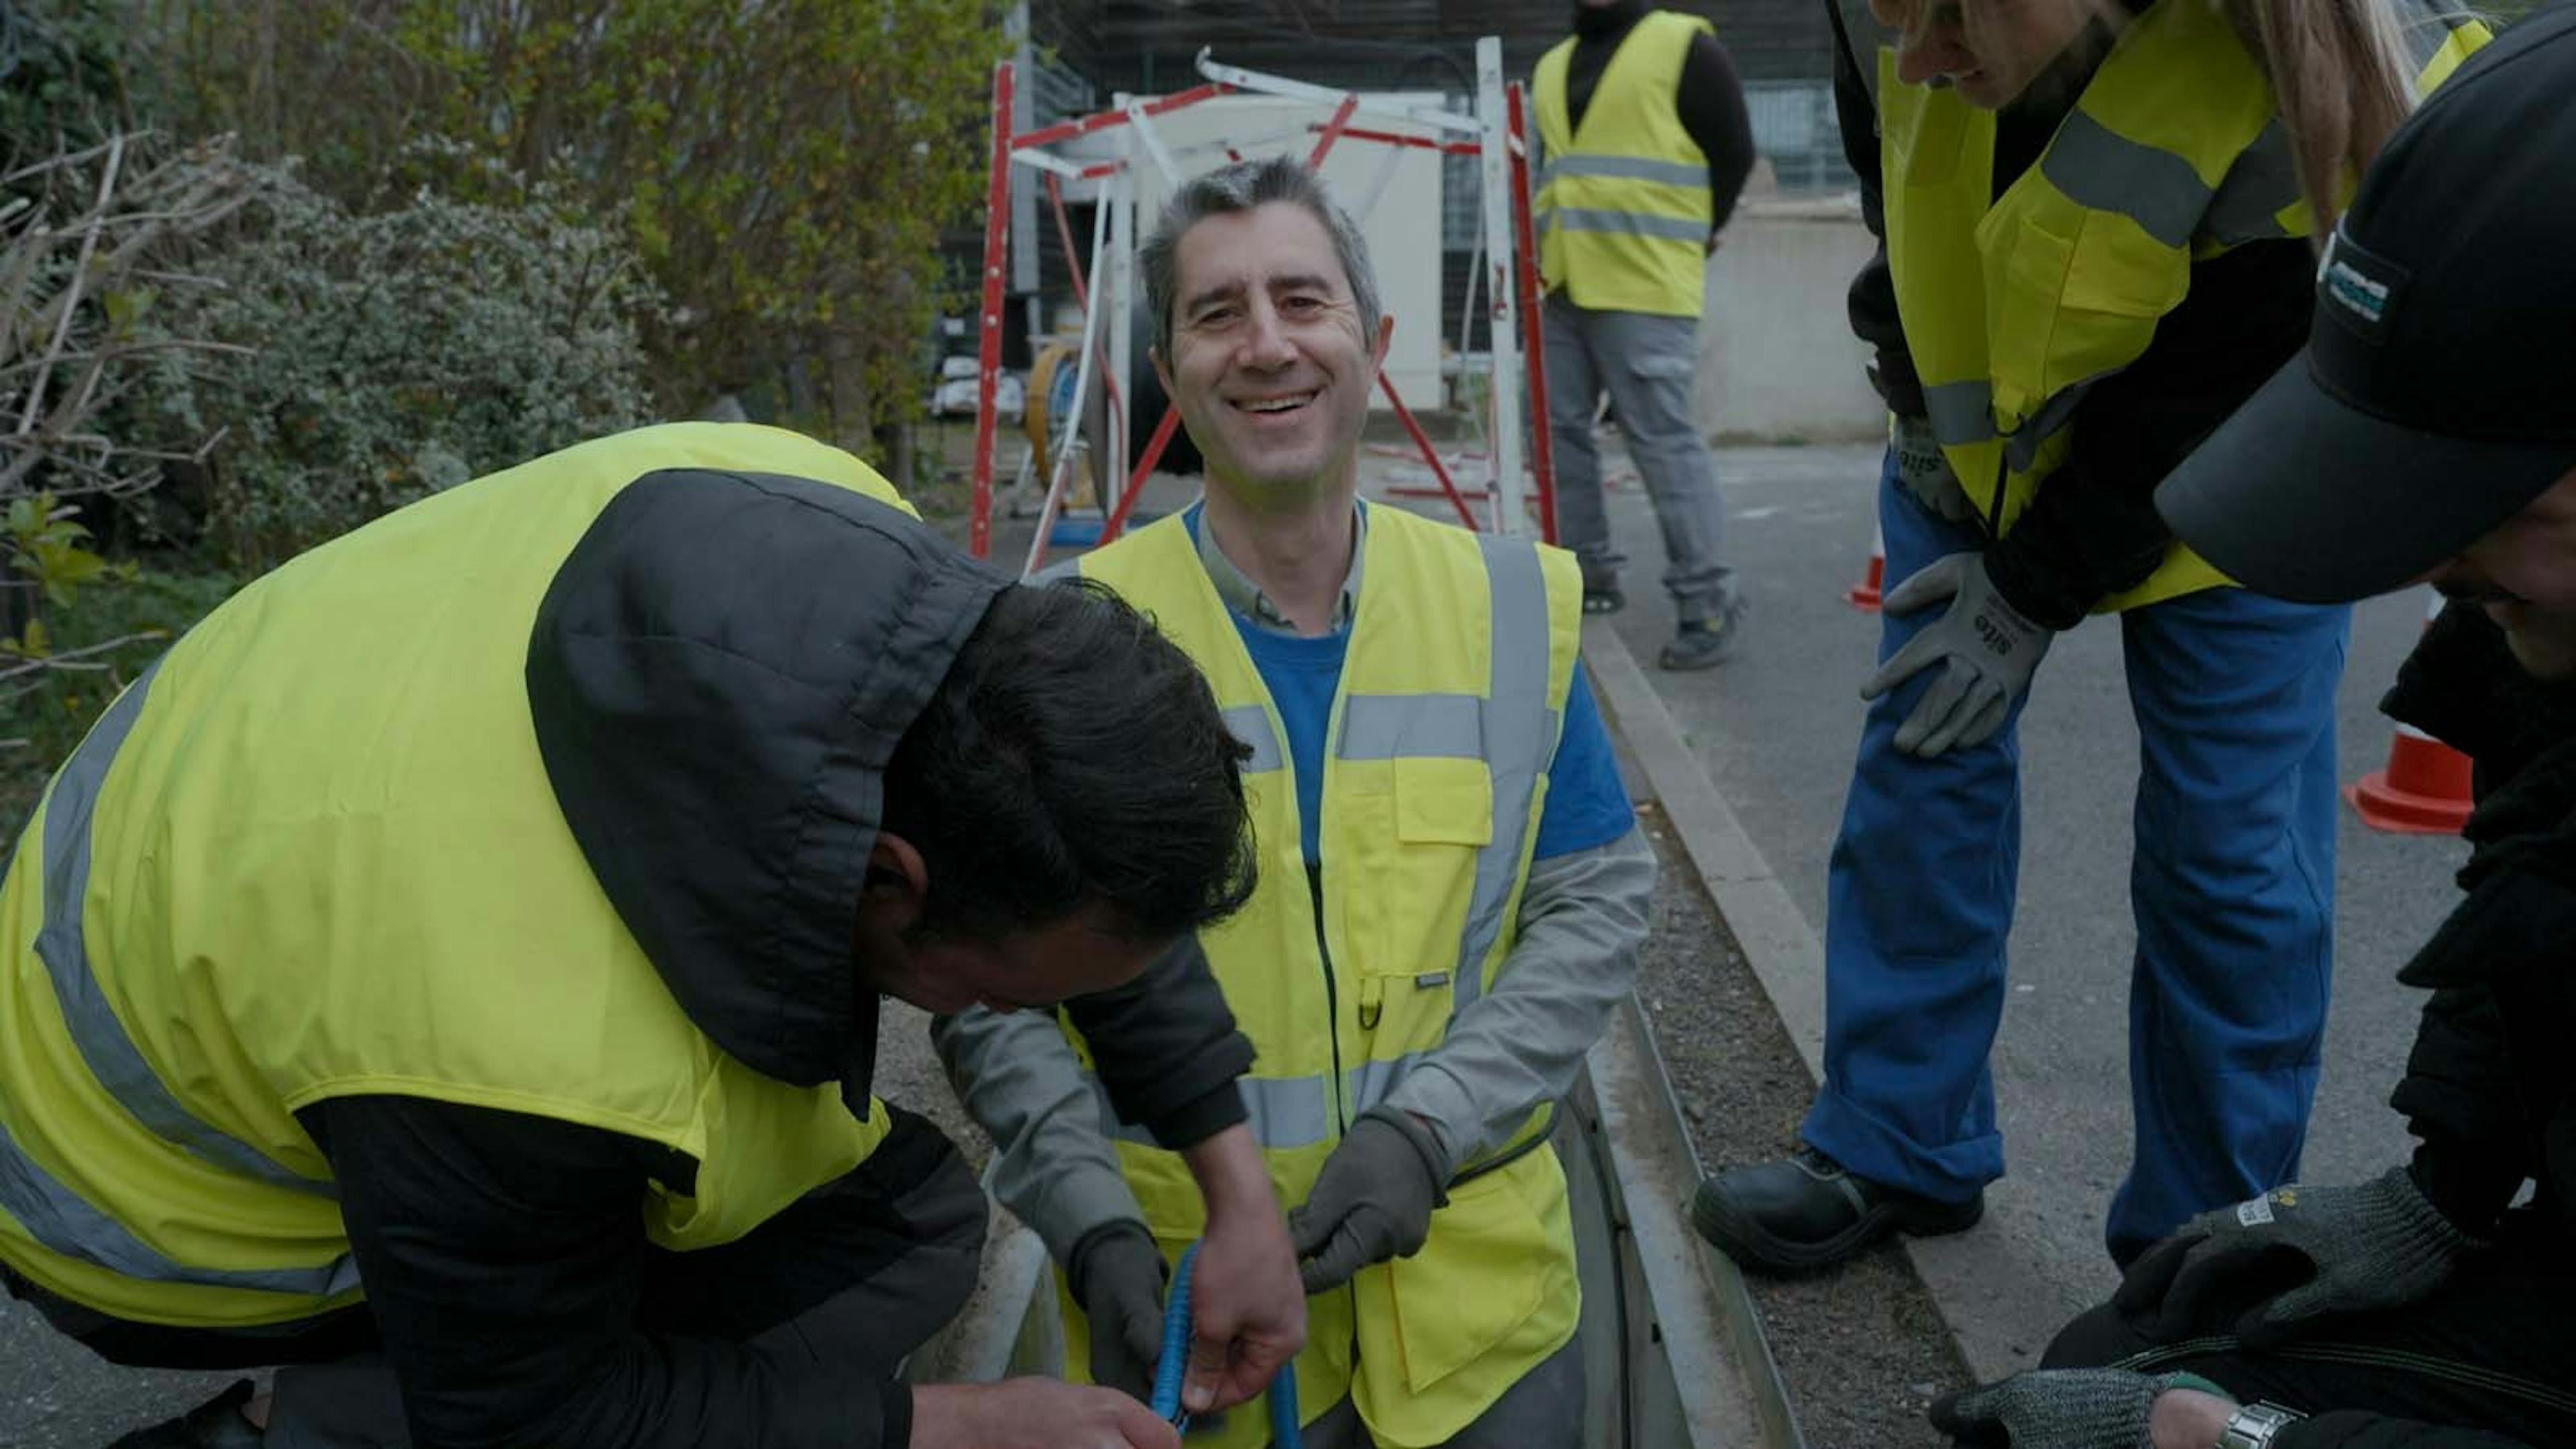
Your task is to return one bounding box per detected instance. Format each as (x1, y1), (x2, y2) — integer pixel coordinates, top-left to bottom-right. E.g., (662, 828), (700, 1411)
(1532, 0), (1757, 669)
(1693, 0), (2488, 1276)
(938, 157), (1656, 1448)
(0, 423), (1301, 1449)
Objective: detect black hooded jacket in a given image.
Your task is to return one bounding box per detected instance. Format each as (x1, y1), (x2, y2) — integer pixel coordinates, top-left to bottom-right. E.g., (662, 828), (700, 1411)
(2380, 602), (2576, 1244)
(297, 468), (1252, 1448)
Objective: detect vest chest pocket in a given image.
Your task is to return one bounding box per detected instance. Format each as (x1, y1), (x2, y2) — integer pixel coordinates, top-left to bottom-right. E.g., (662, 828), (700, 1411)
(1338, 758), (1493, 989)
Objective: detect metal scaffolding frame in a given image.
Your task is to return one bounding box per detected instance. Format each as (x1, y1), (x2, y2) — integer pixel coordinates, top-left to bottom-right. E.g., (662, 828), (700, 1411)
(967, 39), (1560, 574)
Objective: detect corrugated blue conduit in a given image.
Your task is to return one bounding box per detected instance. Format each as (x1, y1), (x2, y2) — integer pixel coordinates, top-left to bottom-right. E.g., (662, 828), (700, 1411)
(1148, 1244), (1301, 1447)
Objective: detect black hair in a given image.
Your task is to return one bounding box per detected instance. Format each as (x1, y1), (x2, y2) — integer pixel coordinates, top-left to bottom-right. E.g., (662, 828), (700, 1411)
(879, 576), (1258, 943)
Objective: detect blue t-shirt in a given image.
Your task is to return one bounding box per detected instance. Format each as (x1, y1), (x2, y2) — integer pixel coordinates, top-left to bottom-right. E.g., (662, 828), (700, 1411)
(1199, 521), (1635, 866)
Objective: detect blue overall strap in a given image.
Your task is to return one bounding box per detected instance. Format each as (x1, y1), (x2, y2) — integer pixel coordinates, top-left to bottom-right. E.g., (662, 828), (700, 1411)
(1148, 1242), (1303, 1447)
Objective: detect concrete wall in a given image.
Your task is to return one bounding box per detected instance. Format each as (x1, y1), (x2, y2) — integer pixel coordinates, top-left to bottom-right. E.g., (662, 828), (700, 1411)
(1694, 197), (1885, 445)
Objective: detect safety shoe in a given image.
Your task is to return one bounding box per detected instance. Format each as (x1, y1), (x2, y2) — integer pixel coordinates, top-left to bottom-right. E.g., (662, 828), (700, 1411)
(1658, 596), (1746, 670)
(107, 1379), (264, 1448)
(1690, 1146), (1984, 1274)
(1581, 565), (1625, 616)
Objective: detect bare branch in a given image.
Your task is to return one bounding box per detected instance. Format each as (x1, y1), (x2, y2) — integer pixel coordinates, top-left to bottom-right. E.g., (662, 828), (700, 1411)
(0, 631), (173, 683)
(17, 135), (129, 435)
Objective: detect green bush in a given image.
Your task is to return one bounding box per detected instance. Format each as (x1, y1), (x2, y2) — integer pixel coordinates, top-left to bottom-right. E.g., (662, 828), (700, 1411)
(139, 0), (1005, 454)
(138, 156), (662, 568)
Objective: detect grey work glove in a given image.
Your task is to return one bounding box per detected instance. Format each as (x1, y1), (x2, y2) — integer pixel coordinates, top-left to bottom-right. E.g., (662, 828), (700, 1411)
(1930, 1369), (2192, 1449)
(1067, 1220), (1170, 1403)
(1892, 413), (1978, 524)
(1864, 551), (2052, 758)
(1288, 1107), (1450, 1294)
(2112, 1166), (2485, 1348)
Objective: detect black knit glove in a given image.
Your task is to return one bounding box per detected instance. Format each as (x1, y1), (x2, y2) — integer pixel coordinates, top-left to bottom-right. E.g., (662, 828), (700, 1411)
(1066, 1220), (1169, 1403)
(1288, 1107), (1449, 1294)
(1931, 1369), (2189, 1448)
(2113, 1166), (2485, 1348)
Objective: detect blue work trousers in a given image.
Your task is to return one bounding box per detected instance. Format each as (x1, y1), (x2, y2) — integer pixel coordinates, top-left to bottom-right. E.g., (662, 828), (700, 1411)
(1802, 453), (2349, 1264)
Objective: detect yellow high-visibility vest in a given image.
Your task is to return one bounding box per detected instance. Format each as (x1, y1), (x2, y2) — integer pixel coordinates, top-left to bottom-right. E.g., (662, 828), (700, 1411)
(1535, 11), (1718, 317)
(0, 424), (906, 1328)
(1879, 0), (2488, 612)
(1071, 505), (1584, 1448)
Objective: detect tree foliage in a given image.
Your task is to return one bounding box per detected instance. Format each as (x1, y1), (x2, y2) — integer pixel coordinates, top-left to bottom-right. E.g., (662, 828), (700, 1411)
(147, 0), (1009, 449)
(0, 0), (158, 162)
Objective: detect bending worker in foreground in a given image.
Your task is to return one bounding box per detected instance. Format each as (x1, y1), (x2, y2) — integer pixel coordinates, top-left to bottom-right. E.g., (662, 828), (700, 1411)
(0, 422), (1305, 1449)
(937, 156), (1656, 1448)
(1695, 0), (2486, 1274)
(1937, 15), (2576, 1442)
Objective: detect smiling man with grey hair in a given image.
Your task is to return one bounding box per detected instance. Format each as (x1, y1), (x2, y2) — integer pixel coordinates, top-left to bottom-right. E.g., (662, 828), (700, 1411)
(936, 154), (1658, 1448)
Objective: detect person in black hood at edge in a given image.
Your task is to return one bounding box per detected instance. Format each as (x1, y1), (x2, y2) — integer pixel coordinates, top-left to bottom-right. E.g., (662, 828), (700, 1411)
(0, 423), (1302, 1449)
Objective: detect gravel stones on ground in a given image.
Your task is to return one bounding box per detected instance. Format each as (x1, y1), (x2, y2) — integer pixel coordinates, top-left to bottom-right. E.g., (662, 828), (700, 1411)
(1634, 801), (1971, 1449)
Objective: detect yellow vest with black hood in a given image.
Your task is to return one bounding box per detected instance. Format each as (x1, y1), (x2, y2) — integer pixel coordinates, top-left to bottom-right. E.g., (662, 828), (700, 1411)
(1068, 504), (1585, 1449)
(1875, 0), (2486, 613)
(0, 423), (993, 1330)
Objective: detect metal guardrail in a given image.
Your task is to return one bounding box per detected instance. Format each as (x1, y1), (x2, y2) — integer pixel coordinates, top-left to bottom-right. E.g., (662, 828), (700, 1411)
(1743, 80), (1857, 197)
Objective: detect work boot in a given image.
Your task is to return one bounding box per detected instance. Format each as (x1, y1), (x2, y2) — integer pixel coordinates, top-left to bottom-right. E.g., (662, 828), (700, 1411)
(1658, 594), (1745, 670)
(107, 1379), (264, 1448)
(1581, 564), (1625, 616)
(1690, 1146), (1984, 1274)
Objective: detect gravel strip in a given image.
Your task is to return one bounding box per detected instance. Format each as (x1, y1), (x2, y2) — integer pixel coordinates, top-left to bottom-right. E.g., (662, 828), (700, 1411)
(1633, 798), (1972, 1449)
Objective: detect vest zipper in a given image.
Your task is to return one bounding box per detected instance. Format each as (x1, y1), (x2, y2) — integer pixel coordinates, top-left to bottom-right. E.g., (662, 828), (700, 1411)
(1307, 864), (1351, 1134)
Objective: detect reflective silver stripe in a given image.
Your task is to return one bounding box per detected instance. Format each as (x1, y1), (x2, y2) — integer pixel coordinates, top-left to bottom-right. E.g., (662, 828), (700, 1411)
(0, 1108), (360, 1299)
(1240, 1076), (1332, 1149)
(1221, 704), (1285, 775)
(1455, 537), (1556, 1018)
(1922, 380), (1997, 448)
(2200, 120), (2300, 247)
(1087, 1073), (1331, 1150)
(2002, 370), (2116, 473)
(1336, 694), (1483, 763)
(31, 661), (333, 1198)
(1537, 154), (1712, 190)
(2039, 110), (2209, 251)
(1544, 208), (1709, 244)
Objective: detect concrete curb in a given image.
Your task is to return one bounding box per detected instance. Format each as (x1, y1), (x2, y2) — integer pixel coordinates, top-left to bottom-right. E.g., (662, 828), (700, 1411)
(1581, 616), (2054, 1384)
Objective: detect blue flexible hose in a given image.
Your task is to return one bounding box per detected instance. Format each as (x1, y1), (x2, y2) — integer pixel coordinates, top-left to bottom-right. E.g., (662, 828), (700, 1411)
(1146, 1242), (1301, 1447)
(1147, 1245), (1197, 1421)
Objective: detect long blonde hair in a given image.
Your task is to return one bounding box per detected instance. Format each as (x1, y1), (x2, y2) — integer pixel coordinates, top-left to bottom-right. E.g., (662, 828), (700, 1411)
(2220, 0), (2422, 232)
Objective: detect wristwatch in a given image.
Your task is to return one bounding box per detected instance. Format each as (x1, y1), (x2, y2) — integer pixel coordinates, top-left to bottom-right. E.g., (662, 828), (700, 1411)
(2216, 1401), (2306, 1449)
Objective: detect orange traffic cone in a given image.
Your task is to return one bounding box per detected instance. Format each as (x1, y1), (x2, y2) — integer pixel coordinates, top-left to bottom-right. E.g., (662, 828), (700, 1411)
(2347, 590), (2473, 835)
(1846, 524), (1886, 612)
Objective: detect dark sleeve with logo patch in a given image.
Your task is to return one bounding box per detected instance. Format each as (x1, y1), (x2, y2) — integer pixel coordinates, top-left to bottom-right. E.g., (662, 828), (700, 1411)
(299, 1094), (920, 1449)
(1061, 933), (1255, 1149)
(1983, 235), (2317, 631)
